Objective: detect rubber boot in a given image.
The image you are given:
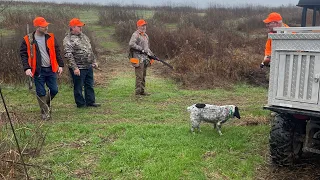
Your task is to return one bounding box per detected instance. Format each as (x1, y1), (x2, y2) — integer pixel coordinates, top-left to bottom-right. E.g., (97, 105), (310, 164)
(46, 90), (51, 107)
(37, 96), (50, 120)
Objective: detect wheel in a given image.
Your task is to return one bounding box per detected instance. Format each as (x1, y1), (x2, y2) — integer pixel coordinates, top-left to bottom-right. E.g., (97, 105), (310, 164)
(269, 113), (305, 166)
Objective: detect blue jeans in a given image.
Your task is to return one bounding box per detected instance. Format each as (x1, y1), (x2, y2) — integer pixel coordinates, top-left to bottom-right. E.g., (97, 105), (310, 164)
(69, 67), (95, 107)
(34, 67), (58, 98)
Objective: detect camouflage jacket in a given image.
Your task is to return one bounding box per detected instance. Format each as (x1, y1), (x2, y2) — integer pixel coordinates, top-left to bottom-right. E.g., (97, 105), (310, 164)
(128, 30), (153, 63)
(63, 32), (96, 70)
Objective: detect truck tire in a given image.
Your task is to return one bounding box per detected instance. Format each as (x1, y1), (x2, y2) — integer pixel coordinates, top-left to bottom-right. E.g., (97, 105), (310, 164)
(269, 113), (305, 166)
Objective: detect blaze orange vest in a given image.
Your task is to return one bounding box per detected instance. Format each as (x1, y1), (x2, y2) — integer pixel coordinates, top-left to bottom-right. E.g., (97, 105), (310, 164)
(23, 33), (58, 76)
(265, 23), (289, 56)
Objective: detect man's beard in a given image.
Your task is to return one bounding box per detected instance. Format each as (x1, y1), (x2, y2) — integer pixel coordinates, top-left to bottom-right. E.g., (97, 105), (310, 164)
(38, 29), (47, 35)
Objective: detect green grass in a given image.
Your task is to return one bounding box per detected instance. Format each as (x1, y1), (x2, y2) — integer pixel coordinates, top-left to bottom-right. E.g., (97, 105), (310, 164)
(78, 10), (99, 24)
(1, 70), (270, 179)
(78, 10), (121, 52)
(0, 28), (14, 36)
(88, 25), (121, 51)
(136, 10), (155, 19)
(165, 23), (178, 31)
(0, 6), (271, 179)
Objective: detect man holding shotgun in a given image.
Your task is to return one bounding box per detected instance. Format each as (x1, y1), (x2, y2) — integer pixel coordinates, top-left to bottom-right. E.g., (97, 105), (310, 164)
(129, 19), (155, 96)
(20, 17), (64, 120)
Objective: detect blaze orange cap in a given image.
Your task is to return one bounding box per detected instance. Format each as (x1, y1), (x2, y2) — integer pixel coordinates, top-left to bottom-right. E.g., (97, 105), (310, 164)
(137, 19), (147, 27)
(69, 18), (85, 27)
(263, 12), (282, 23)
(33, 17), (50, 27)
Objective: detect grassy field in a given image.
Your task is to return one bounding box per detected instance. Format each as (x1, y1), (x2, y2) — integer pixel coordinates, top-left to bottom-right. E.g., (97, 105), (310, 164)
(0, 6), (271, 179)
(2, 76), (270, 179)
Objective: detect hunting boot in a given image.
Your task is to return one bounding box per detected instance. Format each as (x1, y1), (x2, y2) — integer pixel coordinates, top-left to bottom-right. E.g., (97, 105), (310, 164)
(46, 90), (51, 107)
(46, 94), (52, 119)
(46, 93), (52, 108)
(37, 96), (50, 120)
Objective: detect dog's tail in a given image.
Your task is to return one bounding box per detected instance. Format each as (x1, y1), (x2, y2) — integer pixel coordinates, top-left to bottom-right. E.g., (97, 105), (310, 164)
(187, 105), (193, 112)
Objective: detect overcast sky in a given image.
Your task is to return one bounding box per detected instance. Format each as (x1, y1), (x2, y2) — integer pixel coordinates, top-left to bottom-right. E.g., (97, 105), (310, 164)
(24, 0), (297, 8)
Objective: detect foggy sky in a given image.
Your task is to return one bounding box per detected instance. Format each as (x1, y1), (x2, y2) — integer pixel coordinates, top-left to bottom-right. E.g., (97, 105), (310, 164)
(22, 0), (297, 8)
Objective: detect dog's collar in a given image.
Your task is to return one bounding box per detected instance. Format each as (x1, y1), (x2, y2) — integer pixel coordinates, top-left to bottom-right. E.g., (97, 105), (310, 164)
(227, 106), (234, 118)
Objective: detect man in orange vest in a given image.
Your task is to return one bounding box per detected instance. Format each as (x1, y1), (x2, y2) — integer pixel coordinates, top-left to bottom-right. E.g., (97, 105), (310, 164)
(20, 17), (64, 120)
(129, 19), (154, 96)
(261, 12), (289, 67)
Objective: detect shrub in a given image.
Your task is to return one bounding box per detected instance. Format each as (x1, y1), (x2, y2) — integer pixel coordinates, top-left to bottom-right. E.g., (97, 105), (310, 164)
(236, 16), (266, 33)
(178, 13), (204, 30)
(0, 6), (98, 84)
(0, 112), (50, 179)
(152, 10), (182, 23)
(98, 7), (138, 26)
(114, 20), (136, 44)
(172, 45), (268, 88)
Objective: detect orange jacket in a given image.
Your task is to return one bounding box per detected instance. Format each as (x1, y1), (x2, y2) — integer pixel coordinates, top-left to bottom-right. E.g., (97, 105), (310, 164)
(21, 33), (63, 77)
(265, 23), (289, 56)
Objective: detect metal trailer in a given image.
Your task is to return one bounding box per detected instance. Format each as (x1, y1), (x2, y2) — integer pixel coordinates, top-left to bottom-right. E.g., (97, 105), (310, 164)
(263, 0), (320, 166)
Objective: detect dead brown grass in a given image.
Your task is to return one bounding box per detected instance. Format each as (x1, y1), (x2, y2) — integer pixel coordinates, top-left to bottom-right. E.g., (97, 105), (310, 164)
(98, 6), (138, 26)
(112, 5), (305, 88)
(0, 6), (98, 84)
(255, 153), (320, 180)
(0, 111), (51, 179)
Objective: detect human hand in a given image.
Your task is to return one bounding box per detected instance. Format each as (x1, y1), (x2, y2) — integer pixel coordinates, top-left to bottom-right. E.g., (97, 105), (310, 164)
(131, 63), (139, 68)
(92, 63), (98, 68)
(74, 68), (80, 76)
(25, 69), (33, 77)
(58, 67), (63, 76)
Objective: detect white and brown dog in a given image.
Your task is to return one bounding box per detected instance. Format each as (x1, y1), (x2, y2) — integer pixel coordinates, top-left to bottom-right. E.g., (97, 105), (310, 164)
(187, 103), (241, 135)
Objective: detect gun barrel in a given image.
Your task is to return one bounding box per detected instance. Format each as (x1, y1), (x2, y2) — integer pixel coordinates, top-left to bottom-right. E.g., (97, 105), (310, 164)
(130, 48), (174, 69)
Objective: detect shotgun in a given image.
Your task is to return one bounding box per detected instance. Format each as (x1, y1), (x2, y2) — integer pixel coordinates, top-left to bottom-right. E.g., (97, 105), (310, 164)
(130, 48), (174, 70)
(27, 24), (33, 90)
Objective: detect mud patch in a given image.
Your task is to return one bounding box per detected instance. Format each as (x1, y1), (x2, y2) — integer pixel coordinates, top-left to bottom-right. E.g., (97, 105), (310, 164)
(204, 167), (230, 180)
(203, 151), (217, 160)
(72, 168), (92, 179)
(232, 116), (270, 126)
(0, 111), (18, 127)
(256, 153), (320, 180)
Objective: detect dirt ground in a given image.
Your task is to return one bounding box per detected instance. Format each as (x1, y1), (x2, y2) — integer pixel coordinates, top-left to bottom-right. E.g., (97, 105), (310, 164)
(256, 153), (320, 180)
(93, 42), (320, 180)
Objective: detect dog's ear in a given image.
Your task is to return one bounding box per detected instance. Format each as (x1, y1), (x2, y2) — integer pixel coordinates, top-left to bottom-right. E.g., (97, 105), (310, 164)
(234, 106), (241, 119)
(195, 103), (206, 108)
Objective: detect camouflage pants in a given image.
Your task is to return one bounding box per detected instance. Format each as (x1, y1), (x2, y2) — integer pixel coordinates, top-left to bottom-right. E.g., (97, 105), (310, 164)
(135, 63), (147, 95)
